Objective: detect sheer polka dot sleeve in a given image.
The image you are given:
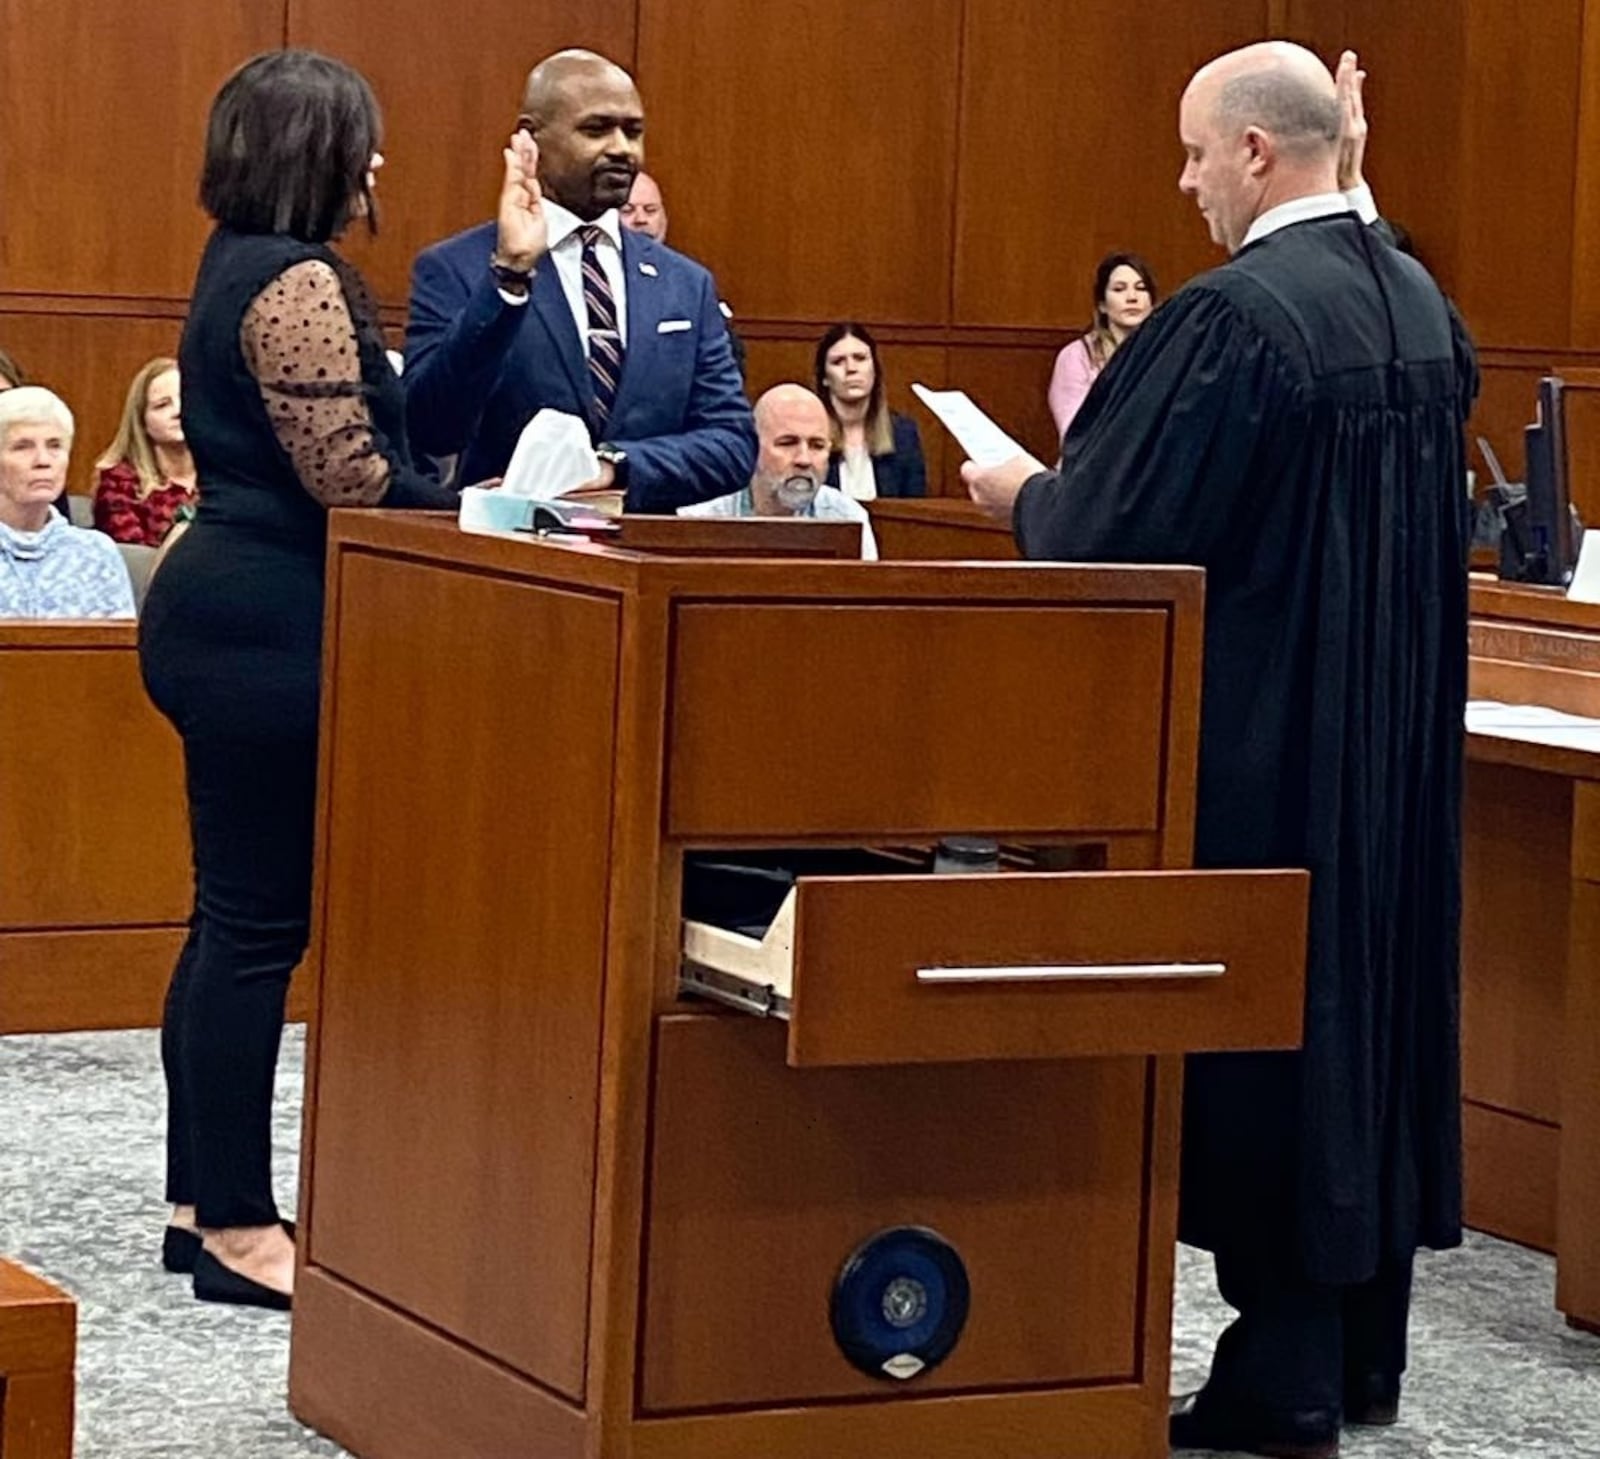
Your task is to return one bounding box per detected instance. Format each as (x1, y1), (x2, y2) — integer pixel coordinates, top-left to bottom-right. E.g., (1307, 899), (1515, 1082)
(239, 259), (395, 507)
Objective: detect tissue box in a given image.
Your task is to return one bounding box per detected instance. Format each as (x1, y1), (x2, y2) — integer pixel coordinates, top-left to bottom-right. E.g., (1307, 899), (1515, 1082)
(459, 487), (534, 534)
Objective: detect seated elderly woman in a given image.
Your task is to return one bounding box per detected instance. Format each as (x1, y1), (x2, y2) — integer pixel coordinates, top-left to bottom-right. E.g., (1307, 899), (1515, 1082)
(0, 387), (135, 618)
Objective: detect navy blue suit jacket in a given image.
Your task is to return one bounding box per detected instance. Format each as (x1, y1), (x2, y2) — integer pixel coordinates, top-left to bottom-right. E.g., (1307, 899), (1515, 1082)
(825, 411), (927, 498)
(404, 221), (755, 511)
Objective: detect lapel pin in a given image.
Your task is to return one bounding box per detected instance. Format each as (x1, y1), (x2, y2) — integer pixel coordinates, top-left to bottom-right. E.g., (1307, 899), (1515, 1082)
(639, 261), (659, 277)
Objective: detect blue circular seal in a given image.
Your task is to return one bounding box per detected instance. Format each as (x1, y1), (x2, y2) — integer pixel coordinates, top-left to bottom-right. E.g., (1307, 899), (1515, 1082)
(829, 1226), (970, 1381)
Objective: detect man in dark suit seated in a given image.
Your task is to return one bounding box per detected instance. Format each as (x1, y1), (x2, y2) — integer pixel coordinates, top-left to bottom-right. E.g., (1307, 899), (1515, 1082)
(404, 50), (755, 511)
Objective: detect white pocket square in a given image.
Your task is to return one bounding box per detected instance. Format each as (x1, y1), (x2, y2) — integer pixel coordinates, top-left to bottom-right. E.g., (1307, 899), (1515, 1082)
(657, 319), (693, 334)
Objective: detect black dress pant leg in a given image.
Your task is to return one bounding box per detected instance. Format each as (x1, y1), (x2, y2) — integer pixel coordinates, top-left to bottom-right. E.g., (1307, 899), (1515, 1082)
(1207, 1245), (1343, 1415)
(161, 915), (201, 1206)
(178, 726), (316, 1230)
(1342, 1256), (1414, 1385)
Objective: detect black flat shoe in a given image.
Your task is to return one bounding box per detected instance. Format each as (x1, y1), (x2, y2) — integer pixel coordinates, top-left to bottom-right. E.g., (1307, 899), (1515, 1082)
(192, 1247), (291, 1311)
(162, 1219), (296, 1275)
(1343, 1370), (1401, 1426)
(163, 1225), (202, 1274)
(1170, 1388), (1341, 1459)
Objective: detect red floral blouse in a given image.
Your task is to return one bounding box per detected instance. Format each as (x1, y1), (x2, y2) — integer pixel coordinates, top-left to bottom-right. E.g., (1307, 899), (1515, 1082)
(91, 462), (197, 546)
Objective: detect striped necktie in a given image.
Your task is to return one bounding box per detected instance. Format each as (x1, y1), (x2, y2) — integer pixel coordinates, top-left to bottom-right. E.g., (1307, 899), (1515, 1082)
(580, 225), (624, 431)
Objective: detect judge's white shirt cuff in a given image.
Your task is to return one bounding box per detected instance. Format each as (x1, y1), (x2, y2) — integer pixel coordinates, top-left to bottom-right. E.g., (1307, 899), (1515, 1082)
(499, 287), (531, 307)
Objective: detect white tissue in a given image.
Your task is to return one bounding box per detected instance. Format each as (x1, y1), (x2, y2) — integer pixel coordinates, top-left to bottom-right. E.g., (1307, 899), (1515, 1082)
(502, 409), (601, 500)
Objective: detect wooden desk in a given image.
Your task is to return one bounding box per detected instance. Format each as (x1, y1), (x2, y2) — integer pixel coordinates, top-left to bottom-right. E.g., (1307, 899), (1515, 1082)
(867, 498), (1019, 560)
(1465, 579), (1600, 1331)
(289, 514), (1308, 1459)
(0, 1259), (75, 1458)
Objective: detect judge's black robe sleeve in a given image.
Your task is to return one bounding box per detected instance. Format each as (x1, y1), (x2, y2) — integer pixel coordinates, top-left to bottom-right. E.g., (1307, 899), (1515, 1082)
(1014, 286), (1290, 568)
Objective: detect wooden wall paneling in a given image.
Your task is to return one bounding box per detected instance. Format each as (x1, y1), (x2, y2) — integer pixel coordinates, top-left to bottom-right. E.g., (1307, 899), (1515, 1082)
(952, 0), (1271, 330)
(288, 0), (639, 306)
(0, 1), (281, 301)
(1452, 0), (1585, 349)
(1570, 0), (1600, 347)
(0, 311), (187, 497)
(949, 342), (1065, 490)
(637, 0), (964, 325)
(1328, 2), (1467, 298)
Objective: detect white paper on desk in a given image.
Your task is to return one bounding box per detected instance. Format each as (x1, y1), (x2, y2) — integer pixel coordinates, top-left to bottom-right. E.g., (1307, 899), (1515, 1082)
(911, 384), (1028, 468)
(1466, 699), (1600, 751)
(1567, 530), (1600, 604)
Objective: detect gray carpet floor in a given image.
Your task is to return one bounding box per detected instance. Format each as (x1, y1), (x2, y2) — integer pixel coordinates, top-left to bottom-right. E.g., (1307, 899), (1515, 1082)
(2, 1027), (1598, 1457)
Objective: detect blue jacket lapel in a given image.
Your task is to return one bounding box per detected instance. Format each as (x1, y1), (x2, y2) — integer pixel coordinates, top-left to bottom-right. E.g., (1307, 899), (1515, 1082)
(529, 263), (594, 429)
(610, 232), (665, 426)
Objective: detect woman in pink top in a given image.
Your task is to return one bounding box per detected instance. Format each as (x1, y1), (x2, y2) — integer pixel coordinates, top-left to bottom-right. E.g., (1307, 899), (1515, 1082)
(1048, 253), (1158, 441)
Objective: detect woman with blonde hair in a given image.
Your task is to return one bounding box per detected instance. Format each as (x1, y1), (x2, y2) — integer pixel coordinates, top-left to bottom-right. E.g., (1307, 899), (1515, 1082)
(93, 357), (197, 546)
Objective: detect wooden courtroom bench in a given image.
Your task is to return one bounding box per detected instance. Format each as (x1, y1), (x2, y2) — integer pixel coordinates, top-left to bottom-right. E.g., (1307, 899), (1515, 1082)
(0, 1259), (75, 1459)
(1464, 579), (1600, 1332)
(0, 623), (308, 1033)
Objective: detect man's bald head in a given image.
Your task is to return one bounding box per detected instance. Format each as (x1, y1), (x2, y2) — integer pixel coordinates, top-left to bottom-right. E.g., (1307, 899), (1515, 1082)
(1179, 42), (1342, 255)
(751, 384), (832, 508)
(1189, 42), (1340, 160)
(516, 49), (644, 219)
(520, 50), (634, 125)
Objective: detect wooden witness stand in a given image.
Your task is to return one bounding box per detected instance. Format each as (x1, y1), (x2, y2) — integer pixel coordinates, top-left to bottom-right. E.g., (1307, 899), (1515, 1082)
(288, 511), (1310, 1459)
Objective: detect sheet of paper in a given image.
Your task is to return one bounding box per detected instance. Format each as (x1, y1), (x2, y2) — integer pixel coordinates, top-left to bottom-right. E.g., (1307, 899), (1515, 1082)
(911, 384), (1028, 468)
(1567, 530), (1600, 604)
(1466, 700), (1600, 752)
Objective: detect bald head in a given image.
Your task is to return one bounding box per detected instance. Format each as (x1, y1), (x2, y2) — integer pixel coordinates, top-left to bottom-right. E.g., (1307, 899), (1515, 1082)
(518, 50), (644, 219)
(1179, 42), (1342, 254)
(1189, 42), (1339, 159)
(751, 385), (832, 507)
(521, 50), (633, 123)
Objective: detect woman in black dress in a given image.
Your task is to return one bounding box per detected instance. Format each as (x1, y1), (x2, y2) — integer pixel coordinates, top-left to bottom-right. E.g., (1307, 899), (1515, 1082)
(140, 50), (455, 1309)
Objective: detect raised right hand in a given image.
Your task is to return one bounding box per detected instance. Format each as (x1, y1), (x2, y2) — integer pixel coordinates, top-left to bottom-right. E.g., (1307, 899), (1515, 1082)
(1335, 50), (1369, 193)
(495, 131), (547, 273)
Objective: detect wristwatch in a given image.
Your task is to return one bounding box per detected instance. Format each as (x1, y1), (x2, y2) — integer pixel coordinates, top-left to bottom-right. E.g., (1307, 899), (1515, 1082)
(595, 443), (628, 484)
(489, 255), (534, 296)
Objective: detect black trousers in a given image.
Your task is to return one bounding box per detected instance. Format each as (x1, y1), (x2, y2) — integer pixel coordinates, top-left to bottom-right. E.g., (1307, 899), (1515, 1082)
(1202, 1245), (1414, 1414)
(141, 528), (322, 1230)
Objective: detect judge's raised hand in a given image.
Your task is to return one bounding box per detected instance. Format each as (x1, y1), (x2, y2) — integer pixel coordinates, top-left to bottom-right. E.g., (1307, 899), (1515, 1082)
(962, 452), (1047, 519)
(495, 130), (547, 273)
(1335, 50), (1369, 193)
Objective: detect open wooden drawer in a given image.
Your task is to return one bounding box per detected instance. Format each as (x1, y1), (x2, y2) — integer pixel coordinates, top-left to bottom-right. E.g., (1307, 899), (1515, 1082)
(682, 869), (1310, 1066)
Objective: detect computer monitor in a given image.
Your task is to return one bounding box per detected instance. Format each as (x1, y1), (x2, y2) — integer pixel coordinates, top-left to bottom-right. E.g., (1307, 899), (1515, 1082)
(1521, 374), (1576, 586)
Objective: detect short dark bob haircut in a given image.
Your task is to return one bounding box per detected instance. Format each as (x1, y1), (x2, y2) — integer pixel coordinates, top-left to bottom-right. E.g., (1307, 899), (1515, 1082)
(200, 50), (381, 243)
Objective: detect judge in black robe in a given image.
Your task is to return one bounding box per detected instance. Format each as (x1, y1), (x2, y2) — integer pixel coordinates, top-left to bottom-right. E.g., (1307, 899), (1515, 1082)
(967, 43), (1478, 1456)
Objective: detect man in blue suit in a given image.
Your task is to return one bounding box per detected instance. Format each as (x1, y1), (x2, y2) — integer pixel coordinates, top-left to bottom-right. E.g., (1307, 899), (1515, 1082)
(404, 50), (755, 511)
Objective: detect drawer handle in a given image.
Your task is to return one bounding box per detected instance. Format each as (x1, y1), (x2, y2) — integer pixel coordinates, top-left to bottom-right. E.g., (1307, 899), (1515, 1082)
(916, 962), (1227, 984)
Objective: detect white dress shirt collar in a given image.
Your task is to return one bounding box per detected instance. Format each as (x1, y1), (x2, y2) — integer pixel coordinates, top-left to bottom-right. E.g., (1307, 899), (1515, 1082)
(541, 199), (623, 253)
(1240, 183), (1378, 250)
